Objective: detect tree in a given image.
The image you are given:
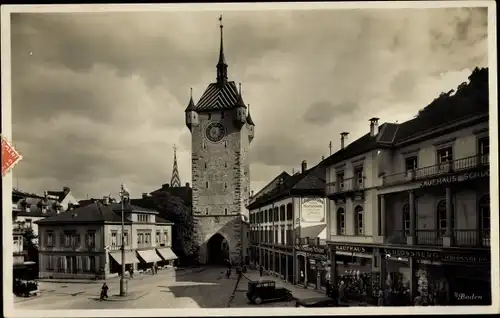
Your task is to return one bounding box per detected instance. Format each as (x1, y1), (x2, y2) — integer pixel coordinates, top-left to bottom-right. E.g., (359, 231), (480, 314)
(152, 191), (203, 264)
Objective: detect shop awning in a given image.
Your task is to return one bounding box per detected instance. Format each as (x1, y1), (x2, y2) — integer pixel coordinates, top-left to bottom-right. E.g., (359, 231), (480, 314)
(109, 251), (139, 265)
(137, 249), (162, 263)
(156, 248), (178, 261)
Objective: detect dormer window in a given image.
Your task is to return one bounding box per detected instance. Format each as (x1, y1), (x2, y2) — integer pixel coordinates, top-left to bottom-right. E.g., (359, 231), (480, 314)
(208, 113), (212, 120)
(221, 111), (225, 119)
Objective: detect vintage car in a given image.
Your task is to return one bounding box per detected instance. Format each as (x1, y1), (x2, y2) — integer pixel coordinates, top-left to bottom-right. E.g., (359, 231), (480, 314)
(13, 279), (39, 297)
(246, 280), (293, 305)
(295, 296), (345, 307)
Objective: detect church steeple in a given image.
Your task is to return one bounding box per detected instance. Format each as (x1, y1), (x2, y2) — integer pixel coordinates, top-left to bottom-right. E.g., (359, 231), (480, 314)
(216, 15), (228, 86)
(170, 144), (181, 187)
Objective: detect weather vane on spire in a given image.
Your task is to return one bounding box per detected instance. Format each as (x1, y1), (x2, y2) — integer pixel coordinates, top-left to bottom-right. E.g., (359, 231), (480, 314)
(216, 14), (228, 84)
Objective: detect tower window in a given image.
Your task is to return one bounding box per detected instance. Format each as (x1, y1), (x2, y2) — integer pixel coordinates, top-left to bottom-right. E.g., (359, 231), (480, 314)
(224, 162), (227, 168)
(224, 182), (228, 189)
(208, 113), (212, 120)
(224, 141), (227, 148)
(206, 208), (209, 215)
(221, 111), (225, 119)
(204, 162), (207, 169)
(206, 181), (209, 188)
(225, 208), (228, 215)
(203, 142), (207, 149)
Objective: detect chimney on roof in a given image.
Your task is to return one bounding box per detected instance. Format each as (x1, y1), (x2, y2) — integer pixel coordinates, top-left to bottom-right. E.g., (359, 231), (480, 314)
(63, 186), (70, 194)
(163, 183), (170, 189)
(185, 182), (190, 188)
(301, 160), (307, 173)
(142, 193), (148, 199)
(44, 191), (48, 199)
(340, 132), (349, 150)
(321, 156), (325, 161)
(251, 190), (254, 197)
(369, 117), (380, 137)
(102, 196), (108, 204)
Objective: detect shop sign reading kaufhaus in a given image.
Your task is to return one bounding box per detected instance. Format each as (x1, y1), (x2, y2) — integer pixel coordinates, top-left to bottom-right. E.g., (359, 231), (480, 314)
(383, 248), (489, 264)
(420, 169), (489, 188)
(335, 245), (373, 254)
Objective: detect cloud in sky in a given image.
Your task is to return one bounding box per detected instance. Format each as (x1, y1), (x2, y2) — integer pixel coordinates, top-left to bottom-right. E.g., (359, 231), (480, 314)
(9, 6), (488, 199)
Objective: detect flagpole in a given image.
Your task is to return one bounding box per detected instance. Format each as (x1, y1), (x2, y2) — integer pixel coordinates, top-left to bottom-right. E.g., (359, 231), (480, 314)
(119, 185), (128, 296)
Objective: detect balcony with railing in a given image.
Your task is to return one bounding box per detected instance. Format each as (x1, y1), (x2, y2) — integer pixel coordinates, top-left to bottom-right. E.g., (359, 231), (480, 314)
(386, 228), (490, 248)
(326, 177), (366, 197)
(382, 154), (489, 187)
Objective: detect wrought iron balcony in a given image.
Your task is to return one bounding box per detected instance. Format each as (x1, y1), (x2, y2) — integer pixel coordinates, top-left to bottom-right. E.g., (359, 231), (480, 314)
(382, 154), (489, 186)
(454, 229), (490, 247)
(386, 229), (408, 245)
(326, 177), (366, 196)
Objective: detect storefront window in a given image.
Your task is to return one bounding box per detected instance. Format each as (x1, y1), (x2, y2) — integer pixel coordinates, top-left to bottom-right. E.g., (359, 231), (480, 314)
(402, 203), (410, 231)
(479, 195), (490, 230)
(337, 208), (345, 234)
(437, 200), (447, 236)
(355, 206), (364, 235)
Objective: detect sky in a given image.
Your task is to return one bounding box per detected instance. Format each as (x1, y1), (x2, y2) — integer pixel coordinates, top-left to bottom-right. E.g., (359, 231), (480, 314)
(9, 6), (488, 200)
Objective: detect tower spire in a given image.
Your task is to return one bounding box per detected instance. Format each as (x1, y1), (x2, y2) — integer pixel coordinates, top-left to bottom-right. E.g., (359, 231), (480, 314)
(216, 15), (228, 85)
(170, 144), (181, 187)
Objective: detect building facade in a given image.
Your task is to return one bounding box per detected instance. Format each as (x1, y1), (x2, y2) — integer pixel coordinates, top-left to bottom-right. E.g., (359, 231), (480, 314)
(324, 67), (491, 305)
(248, 161), (328, 290)
(185, 19), (255, 265)
(36, 201), (177, 280)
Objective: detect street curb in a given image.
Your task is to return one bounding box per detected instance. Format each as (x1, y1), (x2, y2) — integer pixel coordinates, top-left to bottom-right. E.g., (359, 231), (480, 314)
(97, 291), (149, 302)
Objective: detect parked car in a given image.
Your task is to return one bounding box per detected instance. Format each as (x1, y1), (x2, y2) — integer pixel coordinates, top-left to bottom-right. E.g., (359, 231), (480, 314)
(295, 296), (346, 307)
(13, 279), (39, 297)
(246, 280), (293, 305)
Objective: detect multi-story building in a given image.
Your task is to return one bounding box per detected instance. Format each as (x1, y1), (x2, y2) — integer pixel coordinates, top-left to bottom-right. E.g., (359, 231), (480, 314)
(248, 160), (328, 290)
(36, 201), (177, 280)
(12, 187), (80, 244)
(324, 67), (491, 305)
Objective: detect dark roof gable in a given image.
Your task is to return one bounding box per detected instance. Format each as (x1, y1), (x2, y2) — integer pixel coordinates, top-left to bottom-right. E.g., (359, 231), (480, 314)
(35, 202), (126, 224)
(193, 81), (241, 112)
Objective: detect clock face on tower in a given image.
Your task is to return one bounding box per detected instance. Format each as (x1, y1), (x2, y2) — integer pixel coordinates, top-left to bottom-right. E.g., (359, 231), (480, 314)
(205, 122), (227, 143)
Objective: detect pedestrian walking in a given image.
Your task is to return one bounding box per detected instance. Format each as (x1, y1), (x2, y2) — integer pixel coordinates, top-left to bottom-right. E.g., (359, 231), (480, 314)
(259, 265), (264, 277)
(100, 283), (109, 301)
(377, 289), (384, 306)
(226, 268), (232, 279)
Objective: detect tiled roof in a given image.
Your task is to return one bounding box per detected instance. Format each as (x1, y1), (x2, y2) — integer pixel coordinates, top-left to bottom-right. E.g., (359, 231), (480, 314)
(156, 215), (173, 224)
(35, 202), (127, 224)
(250, 171), (291, 201)
(247, 164), (325, 210)
(394, 67), (488, 144)
(107, 203), (159, 214)
(193, 81), (241, 112)
(321, 67), (489, 167)
(46, 190), (66, 202)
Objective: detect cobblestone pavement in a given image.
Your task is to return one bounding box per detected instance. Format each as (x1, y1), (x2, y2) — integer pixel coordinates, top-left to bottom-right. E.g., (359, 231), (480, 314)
(13, 266), (239, 310)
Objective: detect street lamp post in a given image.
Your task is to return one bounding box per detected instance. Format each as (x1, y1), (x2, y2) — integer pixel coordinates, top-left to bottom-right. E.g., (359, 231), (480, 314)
(119, 185), (128, 296)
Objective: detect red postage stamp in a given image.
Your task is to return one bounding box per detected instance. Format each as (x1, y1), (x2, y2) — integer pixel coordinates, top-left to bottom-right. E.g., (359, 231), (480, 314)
(1, 135), (23, 177)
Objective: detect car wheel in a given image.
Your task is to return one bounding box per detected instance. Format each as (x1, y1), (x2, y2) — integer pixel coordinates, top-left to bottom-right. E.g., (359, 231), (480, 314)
(253, 297), (263, 305)
(286, 293), (293, 301)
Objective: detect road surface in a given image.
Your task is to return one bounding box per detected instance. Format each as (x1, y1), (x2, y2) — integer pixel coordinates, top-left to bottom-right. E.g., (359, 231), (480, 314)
(14, 266), (239, 309)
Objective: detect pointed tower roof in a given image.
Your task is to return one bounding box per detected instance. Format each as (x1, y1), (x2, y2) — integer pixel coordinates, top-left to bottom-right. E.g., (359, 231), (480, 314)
(246, 103), (255, 125)
(216, 15), (228, 85)
(190, 16), (246, 112)
(184, 88), (196, 112)
(170, 144), (181, 187)
(236, 83), (247, 108)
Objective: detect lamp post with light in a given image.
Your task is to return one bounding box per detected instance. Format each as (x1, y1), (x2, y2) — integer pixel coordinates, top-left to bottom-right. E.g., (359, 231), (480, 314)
(119, 185), (129, 296)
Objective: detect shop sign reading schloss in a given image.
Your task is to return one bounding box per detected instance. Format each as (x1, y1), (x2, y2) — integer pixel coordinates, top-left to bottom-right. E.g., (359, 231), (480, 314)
(384, 248), (489, 263)
(421, 169), (489, 187)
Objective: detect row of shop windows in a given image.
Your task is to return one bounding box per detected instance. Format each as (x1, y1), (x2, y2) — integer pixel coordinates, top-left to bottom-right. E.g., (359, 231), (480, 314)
(250, 203), (293, 224)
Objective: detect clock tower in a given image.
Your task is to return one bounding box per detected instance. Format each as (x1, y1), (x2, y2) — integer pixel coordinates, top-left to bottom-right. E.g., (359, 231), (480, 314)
(184, 16), (255, 265)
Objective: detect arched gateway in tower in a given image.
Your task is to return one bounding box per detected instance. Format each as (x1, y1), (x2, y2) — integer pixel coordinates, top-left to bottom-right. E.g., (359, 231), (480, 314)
(184, 16), (255, 265)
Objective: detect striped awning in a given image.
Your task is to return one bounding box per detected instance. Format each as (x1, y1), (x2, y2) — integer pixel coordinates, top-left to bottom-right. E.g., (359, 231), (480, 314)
(156, 248), (178, 261)
(109, 251), (139, 265)
(137, 249), (162, 263)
